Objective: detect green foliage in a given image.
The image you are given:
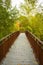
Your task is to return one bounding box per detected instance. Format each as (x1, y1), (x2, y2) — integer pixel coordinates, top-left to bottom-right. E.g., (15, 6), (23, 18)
(28, 13), (43, 41)
(18, 16), (28, 31)
(25, 0), (37, 7)
(5, 0), (11, 9)
(0, 0), (43, 41)
(20, 3), (31, 15)
(19, 0), (43, 41)
(0, 5), (10, 39)
(0, 0), (19, 39)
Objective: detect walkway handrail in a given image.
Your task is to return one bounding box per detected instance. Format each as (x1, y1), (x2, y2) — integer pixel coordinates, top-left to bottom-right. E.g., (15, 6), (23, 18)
(25, 31), (43, 49)
(25, 31), (43, 65)
(0, 32), (16, 42)
(0, 31), (20, 62)
(0, 31), (19, 45)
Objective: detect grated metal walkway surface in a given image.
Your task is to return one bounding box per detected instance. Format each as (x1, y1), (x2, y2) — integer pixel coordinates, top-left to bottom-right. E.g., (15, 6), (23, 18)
(0, 33), (38, 65)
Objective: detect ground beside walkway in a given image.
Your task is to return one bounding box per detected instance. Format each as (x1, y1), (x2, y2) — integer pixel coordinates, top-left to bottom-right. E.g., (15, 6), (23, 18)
(0, 33), (38, 65)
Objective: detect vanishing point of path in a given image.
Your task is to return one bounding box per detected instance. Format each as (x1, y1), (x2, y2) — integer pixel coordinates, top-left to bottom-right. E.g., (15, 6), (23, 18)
(0, 33), (38, 65)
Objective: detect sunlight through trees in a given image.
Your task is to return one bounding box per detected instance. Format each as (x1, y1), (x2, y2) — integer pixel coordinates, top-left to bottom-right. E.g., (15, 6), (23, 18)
(0, 0), (43, 41)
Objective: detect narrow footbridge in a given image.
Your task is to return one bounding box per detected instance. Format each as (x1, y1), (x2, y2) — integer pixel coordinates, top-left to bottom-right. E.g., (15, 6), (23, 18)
(0, 31), (43, 65)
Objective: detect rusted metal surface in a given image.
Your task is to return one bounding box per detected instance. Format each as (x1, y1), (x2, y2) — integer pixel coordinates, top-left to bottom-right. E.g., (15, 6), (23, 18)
(25, 31), (43, 65)
(0, 31), (20, 62)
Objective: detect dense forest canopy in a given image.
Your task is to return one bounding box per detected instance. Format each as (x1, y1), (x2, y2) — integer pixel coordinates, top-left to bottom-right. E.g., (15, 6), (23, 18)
(0, 0), (43, 41)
